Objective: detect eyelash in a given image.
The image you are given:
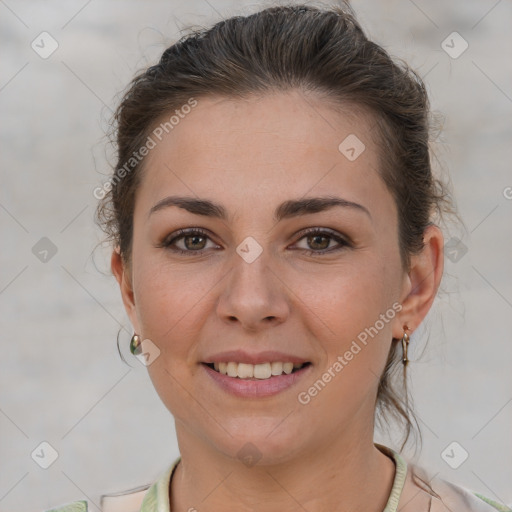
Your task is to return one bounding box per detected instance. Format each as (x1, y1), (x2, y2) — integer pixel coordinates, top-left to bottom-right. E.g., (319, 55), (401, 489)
(159, 227), (351, 256)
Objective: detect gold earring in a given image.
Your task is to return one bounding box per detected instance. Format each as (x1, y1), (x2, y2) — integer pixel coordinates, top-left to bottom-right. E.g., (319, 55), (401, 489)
(401, 326), (410, 366)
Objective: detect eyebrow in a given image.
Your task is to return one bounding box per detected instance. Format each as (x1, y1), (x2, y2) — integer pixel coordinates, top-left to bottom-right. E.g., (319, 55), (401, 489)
(148, 195), (372, 222)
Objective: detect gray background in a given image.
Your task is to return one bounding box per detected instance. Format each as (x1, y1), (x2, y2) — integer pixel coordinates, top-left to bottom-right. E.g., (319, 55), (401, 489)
(1, 1), (511, 511)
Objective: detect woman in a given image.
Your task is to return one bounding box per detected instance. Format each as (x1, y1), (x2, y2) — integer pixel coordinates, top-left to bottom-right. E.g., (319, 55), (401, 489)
(47, 3), (510, 511)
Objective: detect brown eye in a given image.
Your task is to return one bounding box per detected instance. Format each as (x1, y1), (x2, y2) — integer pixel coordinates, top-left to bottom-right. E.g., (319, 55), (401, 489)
(161, 228), (219, 255)
(293, 228), (350, 255)
(183, 233), (207, 250)
(306, 233), (331, 251)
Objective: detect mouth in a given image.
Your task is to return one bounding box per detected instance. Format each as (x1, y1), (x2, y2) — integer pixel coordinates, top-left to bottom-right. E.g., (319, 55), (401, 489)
(203, 361), (312, 380)
(201, 360), (312, 398)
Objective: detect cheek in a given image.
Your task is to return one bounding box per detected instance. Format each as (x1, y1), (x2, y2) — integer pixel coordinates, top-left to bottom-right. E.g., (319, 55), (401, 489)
(300, 253), (399, 384)
(305, 256), (396, 337)
(131, 260), (215, 413)
(132, 256), (224, 360)
(293, 265), (398, 420)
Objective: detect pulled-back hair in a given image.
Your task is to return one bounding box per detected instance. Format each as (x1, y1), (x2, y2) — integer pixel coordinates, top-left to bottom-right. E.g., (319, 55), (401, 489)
(96, 2), (455, 454)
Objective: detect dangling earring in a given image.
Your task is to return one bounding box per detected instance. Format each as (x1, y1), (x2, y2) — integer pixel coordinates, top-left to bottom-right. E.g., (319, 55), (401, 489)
(401, 326), (410, 366)
(130, 334), (142, 355)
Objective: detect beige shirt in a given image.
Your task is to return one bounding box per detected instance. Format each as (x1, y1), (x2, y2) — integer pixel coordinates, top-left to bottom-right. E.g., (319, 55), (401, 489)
(47, 444), (511, 512)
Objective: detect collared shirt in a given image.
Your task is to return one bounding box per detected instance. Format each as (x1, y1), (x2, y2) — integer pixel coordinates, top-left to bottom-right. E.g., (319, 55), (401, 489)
(45, 444), (512, 512)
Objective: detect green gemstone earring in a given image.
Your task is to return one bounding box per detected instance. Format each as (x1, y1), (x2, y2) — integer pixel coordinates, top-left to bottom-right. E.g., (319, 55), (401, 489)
(130, 334), (142, 355)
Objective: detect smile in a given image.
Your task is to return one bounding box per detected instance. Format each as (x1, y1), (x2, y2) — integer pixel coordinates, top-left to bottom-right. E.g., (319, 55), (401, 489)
(201, 361), (312, 398)
(205, 361), (310, 380)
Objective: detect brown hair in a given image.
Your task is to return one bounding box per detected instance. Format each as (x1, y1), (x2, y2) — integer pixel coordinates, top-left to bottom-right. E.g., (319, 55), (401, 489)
(96, 2), (455, 454)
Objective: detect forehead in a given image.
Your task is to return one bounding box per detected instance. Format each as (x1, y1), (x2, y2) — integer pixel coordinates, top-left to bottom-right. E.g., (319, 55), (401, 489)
(136, 90), (394, 223)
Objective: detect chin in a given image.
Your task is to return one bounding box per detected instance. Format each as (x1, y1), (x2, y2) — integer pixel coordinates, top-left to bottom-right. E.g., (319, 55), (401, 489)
(209, 418), (306, 466)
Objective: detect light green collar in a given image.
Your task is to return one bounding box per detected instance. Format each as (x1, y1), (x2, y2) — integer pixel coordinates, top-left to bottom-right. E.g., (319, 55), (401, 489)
(140, 444), (408, 512)
(376, 443), (408, 512)
(140, 456), (180, 512)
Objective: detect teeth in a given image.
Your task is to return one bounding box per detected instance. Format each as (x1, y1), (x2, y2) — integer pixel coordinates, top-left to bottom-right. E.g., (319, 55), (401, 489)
(227, 362), (238, 378)
(254, 363), (271, 379)
(212, 361), (306, 379)
(283, 362), (293, 374)
(237, 363), (254, 379)
(271, 362), (283, 375)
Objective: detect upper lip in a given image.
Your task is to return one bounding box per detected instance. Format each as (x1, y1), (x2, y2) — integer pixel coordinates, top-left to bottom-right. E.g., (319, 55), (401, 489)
(203, 350), (310, 365)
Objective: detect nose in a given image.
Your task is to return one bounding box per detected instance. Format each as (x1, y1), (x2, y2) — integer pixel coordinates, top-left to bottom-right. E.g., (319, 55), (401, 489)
(216, 247), (290, 332)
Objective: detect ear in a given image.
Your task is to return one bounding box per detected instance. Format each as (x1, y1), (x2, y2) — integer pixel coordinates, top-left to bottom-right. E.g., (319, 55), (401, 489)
(392, 224), (444, 338)
(111, 247), (140, 333)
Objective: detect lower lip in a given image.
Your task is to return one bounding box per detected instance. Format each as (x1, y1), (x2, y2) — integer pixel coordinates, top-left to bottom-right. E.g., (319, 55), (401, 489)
(201, 363), (311, 398)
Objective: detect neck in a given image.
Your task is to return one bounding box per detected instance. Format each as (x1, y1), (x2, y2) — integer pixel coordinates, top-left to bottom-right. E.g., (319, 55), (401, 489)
(170, 423), (396, 512)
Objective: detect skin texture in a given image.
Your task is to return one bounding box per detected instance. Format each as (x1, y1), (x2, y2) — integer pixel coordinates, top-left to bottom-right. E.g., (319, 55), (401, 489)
(112, 90), (444, 512)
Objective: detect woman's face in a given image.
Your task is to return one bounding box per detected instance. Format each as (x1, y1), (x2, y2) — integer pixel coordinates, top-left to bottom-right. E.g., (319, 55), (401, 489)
(114, 90), (419, 463)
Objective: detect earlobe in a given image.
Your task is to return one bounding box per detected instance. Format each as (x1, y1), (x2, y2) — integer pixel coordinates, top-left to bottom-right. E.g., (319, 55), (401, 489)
(111, 248), (137, 324)
(394, 225), (444, 336)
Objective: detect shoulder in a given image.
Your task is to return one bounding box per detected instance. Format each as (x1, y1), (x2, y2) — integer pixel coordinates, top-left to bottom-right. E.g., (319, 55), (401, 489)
(406, 461), (511, 512)
(42, 458), (179, 512)
(431, 476), (512, 512)
(42, 482), (152, 512)
(43, 501), (88, 512)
